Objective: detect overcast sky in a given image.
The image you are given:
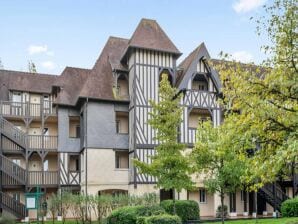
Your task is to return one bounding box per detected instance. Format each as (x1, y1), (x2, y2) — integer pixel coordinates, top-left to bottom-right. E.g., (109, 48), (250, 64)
(0, 0), (270, 74)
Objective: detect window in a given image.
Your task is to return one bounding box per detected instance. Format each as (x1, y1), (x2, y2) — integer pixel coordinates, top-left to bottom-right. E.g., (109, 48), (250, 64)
(69, 116), (80, 138)
(12, 193), (20, 202)
(12, 92), (22, 102)
(75, 158), (80, 171)
(192, 74), (208, 91)
(115, 151), (129, 169)
(43, 160), (49, 171)
(115, 112), (129, 134)
(116, 120), (120, 134)
(159, 69), (173, 86)
(199, 189), (207, 203)
(75, 126), (80, 138)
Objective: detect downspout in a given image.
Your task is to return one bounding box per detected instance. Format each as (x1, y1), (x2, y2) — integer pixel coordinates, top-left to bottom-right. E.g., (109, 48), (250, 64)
(85, 98), (88, 195)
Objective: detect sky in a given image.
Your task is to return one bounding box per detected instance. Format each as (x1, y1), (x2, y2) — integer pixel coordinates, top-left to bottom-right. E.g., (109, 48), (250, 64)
(0, 0), (270, 75)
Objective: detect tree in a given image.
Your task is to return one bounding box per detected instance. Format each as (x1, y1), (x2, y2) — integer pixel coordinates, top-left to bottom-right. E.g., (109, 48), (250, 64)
(191, 120), (245, 224)
(28, 60), (37, 73)
(134, 74), (194, 213)
(0, 58), (3, 69)
(48, 193), (59, 224)
(213, 0), (297, 190)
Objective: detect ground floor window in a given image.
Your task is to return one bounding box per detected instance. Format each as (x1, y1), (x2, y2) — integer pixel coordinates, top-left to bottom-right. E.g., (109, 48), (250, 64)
(115, 151), (129, 169)
(199, 188), (207, 203)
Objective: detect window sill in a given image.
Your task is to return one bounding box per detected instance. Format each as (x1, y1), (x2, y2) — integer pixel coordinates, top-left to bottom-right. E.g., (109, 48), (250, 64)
(114, 168), (129, 171)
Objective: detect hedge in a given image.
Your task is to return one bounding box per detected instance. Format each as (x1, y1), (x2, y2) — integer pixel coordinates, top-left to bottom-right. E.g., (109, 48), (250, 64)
(160, 200), (200, 222)
(281, 197), (298, 217)
(106, 205), (166, 224)
(137, 214), (182, 224)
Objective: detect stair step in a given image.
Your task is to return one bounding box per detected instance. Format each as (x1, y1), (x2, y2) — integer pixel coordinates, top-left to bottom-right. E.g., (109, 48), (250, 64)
(0, 191), (27, 218)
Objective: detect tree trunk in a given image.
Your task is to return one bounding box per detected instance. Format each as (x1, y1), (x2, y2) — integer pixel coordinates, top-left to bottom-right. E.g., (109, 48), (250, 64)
(173, 189), (176, 215)
(221, 192), (225, 224)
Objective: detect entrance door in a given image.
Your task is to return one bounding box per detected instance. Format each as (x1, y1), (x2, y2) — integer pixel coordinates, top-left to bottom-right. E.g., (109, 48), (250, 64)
(249, 192), (255, 215)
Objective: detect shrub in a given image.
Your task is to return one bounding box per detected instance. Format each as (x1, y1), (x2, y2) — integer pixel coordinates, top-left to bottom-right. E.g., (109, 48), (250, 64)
(106, 205), (166, 224)
(281, 197), (298, 217)
(216, 205), (228, 218)
(0, 215), (15, 224)
(160, 200), (200, 222)
(137, 214), (182, 224)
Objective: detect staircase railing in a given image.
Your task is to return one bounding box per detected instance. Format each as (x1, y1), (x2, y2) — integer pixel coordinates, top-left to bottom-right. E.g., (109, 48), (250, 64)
(0, 154), (27, 185)
(259, 183), (289, 211)
(0, 191), (27, 218)
(0, 116), (27, 147)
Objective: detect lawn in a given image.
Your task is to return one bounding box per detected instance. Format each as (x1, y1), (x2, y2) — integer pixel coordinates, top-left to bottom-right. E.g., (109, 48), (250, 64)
(202, 217), (298, 224)
(16, 217), (298, 224)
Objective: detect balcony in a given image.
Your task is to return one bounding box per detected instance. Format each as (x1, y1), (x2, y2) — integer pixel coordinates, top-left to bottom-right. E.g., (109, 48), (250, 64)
(28, 171), (58, 186)
(183, 90), (218, 109)
(0, 101), (56, 117)
(27, 135), (58, 151)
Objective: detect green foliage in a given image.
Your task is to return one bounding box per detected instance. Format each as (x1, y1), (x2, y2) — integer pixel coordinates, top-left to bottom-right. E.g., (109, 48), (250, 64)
(216, 205), (228, 218)
(106, 205), (166, 224)
(0, 215), (15, 224)
(213, 0), (298, 190)
(134, 73), (193, 195)
(137, 214), (182, 224)
(190, 120), (245, 223)
(281, 197), (298, 217)
(28, 60), (37, 73)
(160, 200), (199, 222)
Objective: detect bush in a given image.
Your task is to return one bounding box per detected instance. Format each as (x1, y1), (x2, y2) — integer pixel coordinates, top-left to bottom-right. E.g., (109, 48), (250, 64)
(137, 214), (182, 224)
(0, 215), (15, 224)
(216, 205), (228, 218)
(106, 205), (166, 224)
(281, 197), (298, 217)
(160, 200), (200, 222)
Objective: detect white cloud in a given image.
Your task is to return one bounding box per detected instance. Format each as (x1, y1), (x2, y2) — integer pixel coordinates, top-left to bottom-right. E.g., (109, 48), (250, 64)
(27, 44), (54, 56)
(41, 61), (56, 70)
(233, 0), (266, 13)
(231, 51), (254, 63)
(28, 45), (48, 55)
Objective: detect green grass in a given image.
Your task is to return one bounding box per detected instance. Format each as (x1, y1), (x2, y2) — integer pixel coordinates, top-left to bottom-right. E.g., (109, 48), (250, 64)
(202, 217), (298, 224)
(16, 217), (298, 224)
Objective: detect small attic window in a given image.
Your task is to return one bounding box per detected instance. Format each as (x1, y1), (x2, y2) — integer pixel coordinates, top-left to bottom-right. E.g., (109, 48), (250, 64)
(115, 74), (129, 100)
(192, 74), (208, 91)
(159, 68), (173, 86)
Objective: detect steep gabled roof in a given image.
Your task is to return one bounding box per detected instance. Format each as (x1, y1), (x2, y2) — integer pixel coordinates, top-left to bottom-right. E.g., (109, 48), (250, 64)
(176, 43), (205, 86)
(54, 67), (90, 106)
(121, 19), (181, 61)
(177, 42), (221, 91)
(0, 69), (57, 95)
(79, 36), (129, 102)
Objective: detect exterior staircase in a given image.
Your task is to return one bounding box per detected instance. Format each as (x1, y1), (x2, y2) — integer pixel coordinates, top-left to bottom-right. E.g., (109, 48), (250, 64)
(0, 191), (27, 218)
(258, 183), (289, 212)
(0, 116), (27, 150)
(0, 116), (27, 218)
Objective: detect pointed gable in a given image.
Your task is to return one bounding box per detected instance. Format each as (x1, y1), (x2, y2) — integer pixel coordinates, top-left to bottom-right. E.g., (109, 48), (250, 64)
(177, 42), (221, 91)
(121, 19), (181, 61)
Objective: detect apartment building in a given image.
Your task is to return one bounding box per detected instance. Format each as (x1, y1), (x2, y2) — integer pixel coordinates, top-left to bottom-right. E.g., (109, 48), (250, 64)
(0, 18), (296, 219)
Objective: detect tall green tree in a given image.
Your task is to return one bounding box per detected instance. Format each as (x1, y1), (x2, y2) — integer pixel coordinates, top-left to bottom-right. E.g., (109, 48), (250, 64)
(191, 120), (246, 224)
(134, 74), (194, 212)
(214, 0), (297, 190)
(28, 60), (37, 73)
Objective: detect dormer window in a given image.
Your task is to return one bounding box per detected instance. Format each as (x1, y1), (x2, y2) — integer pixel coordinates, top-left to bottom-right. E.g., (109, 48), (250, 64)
(115, 74), (129, 100)
(192, 74), (208, 91)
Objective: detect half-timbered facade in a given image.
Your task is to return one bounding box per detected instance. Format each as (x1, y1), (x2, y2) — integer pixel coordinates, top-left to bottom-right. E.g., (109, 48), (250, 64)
(0, 18), (296, 220)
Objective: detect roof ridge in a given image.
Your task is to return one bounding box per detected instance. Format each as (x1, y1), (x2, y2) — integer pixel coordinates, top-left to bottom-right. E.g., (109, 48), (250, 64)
(0, 69), (58, 77)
